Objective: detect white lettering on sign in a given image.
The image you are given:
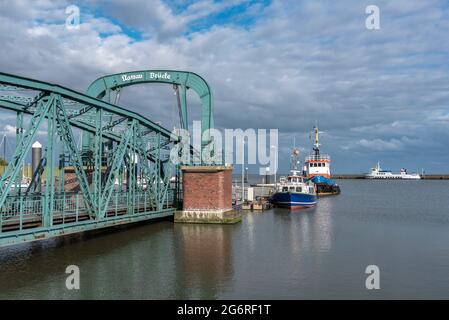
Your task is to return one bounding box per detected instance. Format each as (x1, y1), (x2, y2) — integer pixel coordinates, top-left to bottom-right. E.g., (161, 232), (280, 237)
(149, 72), (171, 80)
(121, 72), (171, 82)
(121, 74), (143, 82)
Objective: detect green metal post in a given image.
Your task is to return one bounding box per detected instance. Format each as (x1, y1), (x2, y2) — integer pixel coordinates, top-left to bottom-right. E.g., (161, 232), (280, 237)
(180, 85), (188, 130)
(14, 112), (23, 195)
(93, 107), (102, 218)
(58, 150), (65, 194)
(156, 133), (161, 211)
(15, 112), (24, 221)
(44, 99), (56, 227)
(129, 124), (137, 215)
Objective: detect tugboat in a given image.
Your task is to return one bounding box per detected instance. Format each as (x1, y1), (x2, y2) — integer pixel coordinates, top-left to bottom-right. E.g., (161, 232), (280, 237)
(269, 148), (317, 209)
(304, 126), (341, 196)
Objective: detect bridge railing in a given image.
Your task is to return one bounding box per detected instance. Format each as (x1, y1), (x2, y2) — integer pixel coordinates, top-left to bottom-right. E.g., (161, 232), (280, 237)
(0, 189), (176, 234)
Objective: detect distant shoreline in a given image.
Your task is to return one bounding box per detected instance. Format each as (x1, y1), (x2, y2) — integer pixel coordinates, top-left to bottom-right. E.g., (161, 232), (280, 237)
(332, 174), (449, 180)
(232, 173), (449, 180)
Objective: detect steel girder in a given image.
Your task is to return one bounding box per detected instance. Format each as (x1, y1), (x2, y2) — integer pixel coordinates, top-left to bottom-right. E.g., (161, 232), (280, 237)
(0, 72), (174, 138)
(0, 72), (176, 246)
(0, 94), (55, 207)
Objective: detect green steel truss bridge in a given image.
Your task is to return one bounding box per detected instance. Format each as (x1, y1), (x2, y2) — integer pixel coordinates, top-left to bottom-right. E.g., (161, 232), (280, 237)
(0, 70), (214, 247)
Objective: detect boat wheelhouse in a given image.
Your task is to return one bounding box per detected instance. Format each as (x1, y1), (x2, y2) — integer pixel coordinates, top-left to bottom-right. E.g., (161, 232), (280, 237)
(269, 149), (317, 209)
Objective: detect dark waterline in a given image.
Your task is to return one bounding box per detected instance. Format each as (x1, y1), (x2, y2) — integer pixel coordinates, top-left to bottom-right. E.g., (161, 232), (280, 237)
(1, 180), (449, 299)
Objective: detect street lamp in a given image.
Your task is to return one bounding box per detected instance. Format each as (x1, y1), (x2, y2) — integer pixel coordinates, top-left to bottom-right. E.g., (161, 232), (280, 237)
(271, 145), (277, 185)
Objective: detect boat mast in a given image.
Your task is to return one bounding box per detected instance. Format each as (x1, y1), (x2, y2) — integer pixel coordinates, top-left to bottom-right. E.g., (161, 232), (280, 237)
(291, 148), (300, 171)
(288, 135), (299, 172)
(313, 125), (320, 156)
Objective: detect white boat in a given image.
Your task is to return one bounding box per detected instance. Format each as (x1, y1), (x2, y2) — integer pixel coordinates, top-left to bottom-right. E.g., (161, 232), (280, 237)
(365, 162), (421, 180)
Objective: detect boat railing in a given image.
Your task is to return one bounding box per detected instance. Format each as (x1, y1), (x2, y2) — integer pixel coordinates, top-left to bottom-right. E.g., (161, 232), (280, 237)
(305, 154), (331, 162)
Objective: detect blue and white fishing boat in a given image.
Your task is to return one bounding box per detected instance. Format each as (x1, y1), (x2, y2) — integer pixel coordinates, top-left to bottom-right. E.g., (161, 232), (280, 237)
(270, 148), (317, 209)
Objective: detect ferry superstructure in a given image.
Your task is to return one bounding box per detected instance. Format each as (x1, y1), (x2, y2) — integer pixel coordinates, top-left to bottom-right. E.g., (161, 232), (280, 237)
(304, 126), (341, 195)
(365, 162), (421, 180)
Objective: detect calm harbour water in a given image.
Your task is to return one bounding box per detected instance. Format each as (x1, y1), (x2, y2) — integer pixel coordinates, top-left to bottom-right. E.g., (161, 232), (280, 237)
(1, 179), (449, 299)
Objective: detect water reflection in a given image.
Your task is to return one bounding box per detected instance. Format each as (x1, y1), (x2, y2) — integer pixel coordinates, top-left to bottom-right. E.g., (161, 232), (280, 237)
(246, 212), (256, 253)
(273, 196), (334, 255)
(312, 197), (333, 252)
(173, 223), (234, 299)
(2, 180), (449, 299)
(0, 222), (175, 299)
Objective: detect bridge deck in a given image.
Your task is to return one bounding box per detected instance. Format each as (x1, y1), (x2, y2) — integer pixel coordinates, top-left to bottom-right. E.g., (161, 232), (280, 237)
(0, 193), (176, 247)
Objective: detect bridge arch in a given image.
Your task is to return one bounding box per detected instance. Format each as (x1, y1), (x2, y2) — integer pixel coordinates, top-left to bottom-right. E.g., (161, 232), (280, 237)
(86, 70), (214, 137)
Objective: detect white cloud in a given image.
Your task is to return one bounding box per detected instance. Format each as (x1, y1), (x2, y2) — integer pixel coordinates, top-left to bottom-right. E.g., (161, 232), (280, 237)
(358, 138), (404, 151)
(2, 125), (46, 137)
(3, 125), (16, 137)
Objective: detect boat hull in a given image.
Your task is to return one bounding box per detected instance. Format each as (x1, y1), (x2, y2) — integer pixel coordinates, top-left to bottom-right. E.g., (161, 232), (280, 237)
(270, 192), (317, 209)
(365, 175), (421, 180)
(315, 183), (341, 196)
(310, 176), (341, 196)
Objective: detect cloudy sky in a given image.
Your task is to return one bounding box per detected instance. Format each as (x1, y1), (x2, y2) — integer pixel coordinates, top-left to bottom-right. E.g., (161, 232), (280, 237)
(0, 0), (448, 174)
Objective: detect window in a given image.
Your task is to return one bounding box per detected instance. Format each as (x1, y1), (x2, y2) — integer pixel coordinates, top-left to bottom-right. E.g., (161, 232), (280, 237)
(296, 187), (302, 192)
(289, 187), (295, 191)
(282, 187), (288, 192)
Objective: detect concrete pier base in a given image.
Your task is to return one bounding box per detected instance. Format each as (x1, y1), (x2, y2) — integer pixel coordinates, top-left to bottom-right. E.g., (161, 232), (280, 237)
(175, 165), (241, 224)
(174, 209), (241, 224)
